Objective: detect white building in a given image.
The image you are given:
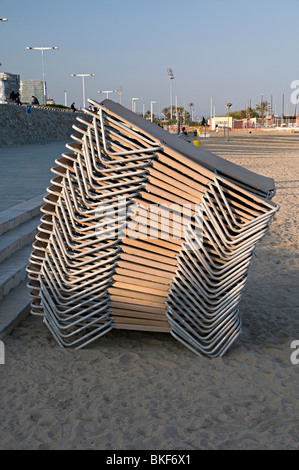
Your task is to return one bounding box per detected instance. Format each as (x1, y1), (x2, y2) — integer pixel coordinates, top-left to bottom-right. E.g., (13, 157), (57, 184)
(209, 116), (233, 130)
(0, 72), (20, 103)
(20, 79), (45, 105)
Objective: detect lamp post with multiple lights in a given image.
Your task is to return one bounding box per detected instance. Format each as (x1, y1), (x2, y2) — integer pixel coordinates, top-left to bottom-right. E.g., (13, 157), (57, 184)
(71, 73), (95, 109)
(26, 46), (58, 104)
(167, 68), (174, 120)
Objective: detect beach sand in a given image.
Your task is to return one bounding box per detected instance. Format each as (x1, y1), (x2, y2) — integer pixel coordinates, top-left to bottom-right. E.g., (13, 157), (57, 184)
(0, 133), (298, 450)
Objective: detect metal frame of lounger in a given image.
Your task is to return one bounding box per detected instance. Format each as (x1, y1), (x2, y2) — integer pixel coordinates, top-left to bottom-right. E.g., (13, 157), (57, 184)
(43, 309), (113, 350)
(176, 249), (250, 296)
(27, 98), (279, 356)
(208, 179), (278, 229)
(167, 289), (242, 331)
(200, 198), (271, 246)
(165, 175), (278, 356)
(173, 267), (246, 310)
(167, 310), (241, 357)
(166, 300), (241, 338)
(27, 100), (165, 346)
(168, 281), (243, 325)
(167, 302), (241, 346)
(203, 189), (275, 240)
(191, 214), (268, 261)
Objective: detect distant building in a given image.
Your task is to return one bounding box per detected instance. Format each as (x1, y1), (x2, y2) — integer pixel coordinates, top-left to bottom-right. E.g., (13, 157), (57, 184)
(233, 118), (259, 129)
(265, 114), (275, 126)
(20, 79), (45, 105)
(209, 116), (233, 130)
(0, 72), (20, 103)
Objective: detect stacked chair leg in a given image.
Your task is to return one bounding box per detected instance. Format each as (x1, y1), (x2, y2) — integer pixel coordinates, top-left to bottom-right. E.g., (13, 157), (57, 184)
(166, 176), (278, 356)
(27, 99), (279, 355)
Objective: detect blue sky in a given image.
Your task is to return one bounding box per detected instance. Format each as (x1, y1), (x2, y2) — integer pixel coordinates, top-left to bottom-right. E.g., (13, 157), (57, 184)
(1, 0), (299, 117)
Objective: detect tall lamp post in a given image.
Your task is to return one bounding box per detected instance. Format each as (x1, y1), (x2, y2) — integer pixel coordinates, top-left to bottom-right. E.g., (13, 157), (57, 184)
(71, 73), (95, 109)
(226, 102), (232, 140)
(98, 90), (117, 99)
(151, 101), (158, 122)
(132, 97), (142, 113)
(26, 46), (58, 105)
(167, 68), (174, 120)
(117, 86), (123, 104)
(0, 18), (7, 67)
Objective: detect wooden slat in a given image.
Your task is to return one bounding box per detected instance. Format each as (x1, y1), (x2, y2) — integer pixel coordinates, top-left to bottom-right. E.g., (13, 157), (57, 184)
(109, 294), (166, 309)
(113, 322), (170, 333)
(119, 253), (178, 272)
(112, 281), (168, 297)
(116, 260), (175, 279)
(110, 301), (166, 315)
(113, 274), (170, 291)
(120, 245), (178, 266)
(115, 267), (172, 285)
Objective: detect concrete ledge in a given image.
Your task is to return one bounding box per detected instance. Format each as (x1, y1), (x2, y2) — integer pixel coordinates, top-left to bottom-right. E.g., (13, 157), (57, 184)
(0, 193), (45, 235)
(0, 244), (33, 300)
(0, 216), (39, 264)
(0, 279), (31, 339)
(0, 103), (81, 146)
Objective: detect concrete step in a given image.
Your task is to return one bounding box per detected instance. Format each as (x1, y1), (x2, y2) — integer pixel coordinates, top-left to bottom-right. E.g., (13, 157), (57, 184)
(0, 215), (40, 264)
(0, 279), (31, 339)
(0, 195), (44, 337)
(0, 193), (45, 236)
(0, 244), (33, 301)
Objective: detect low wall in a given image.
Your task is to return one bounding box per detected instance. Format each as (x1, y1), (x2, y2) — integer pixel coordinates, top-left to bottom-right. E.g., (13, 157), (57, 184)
(0, 104), (82, 146)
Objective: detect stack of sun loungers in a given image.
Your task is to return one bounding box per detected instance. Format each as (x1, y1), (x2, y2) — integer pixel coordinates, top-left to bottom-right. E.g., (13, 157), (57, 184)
(27, 99), (279, 355)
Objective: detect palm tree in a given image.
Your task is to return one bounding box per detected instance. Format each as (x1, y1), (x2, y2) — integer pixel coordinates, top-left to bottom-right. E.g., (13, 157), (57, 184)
(255, 101), (270, 126)
(246, 106), (258, 119)
(162, 107), (170, 121)
(176, 106), (184, 117)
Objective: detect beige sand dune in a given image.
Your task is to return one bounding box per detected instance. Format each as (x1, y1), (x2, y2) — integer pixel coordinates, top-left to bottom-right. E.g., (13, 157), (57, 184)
(0, 133), (298, 450)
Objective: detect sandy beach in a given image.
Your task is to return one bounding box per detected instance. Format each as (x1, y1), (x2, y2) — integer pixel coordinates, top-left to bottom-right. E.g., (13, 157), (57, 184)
(0, 132), (298, 450)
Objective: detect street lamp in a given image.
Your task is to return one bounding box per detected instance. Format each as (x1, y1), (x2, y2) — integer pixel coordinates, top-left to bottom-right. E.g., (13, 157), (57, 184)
(0, 18), (7, 68)
(98, 90), (117, 99)
(26, 46), (58, 105)
(132, 97), (142, 113)
(167, 68), (174, 119)
(117, 86), (123, 105)
(151, 101), (158, 122)
(71, 73), (95, 109)
(226, 102), (232, 140)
